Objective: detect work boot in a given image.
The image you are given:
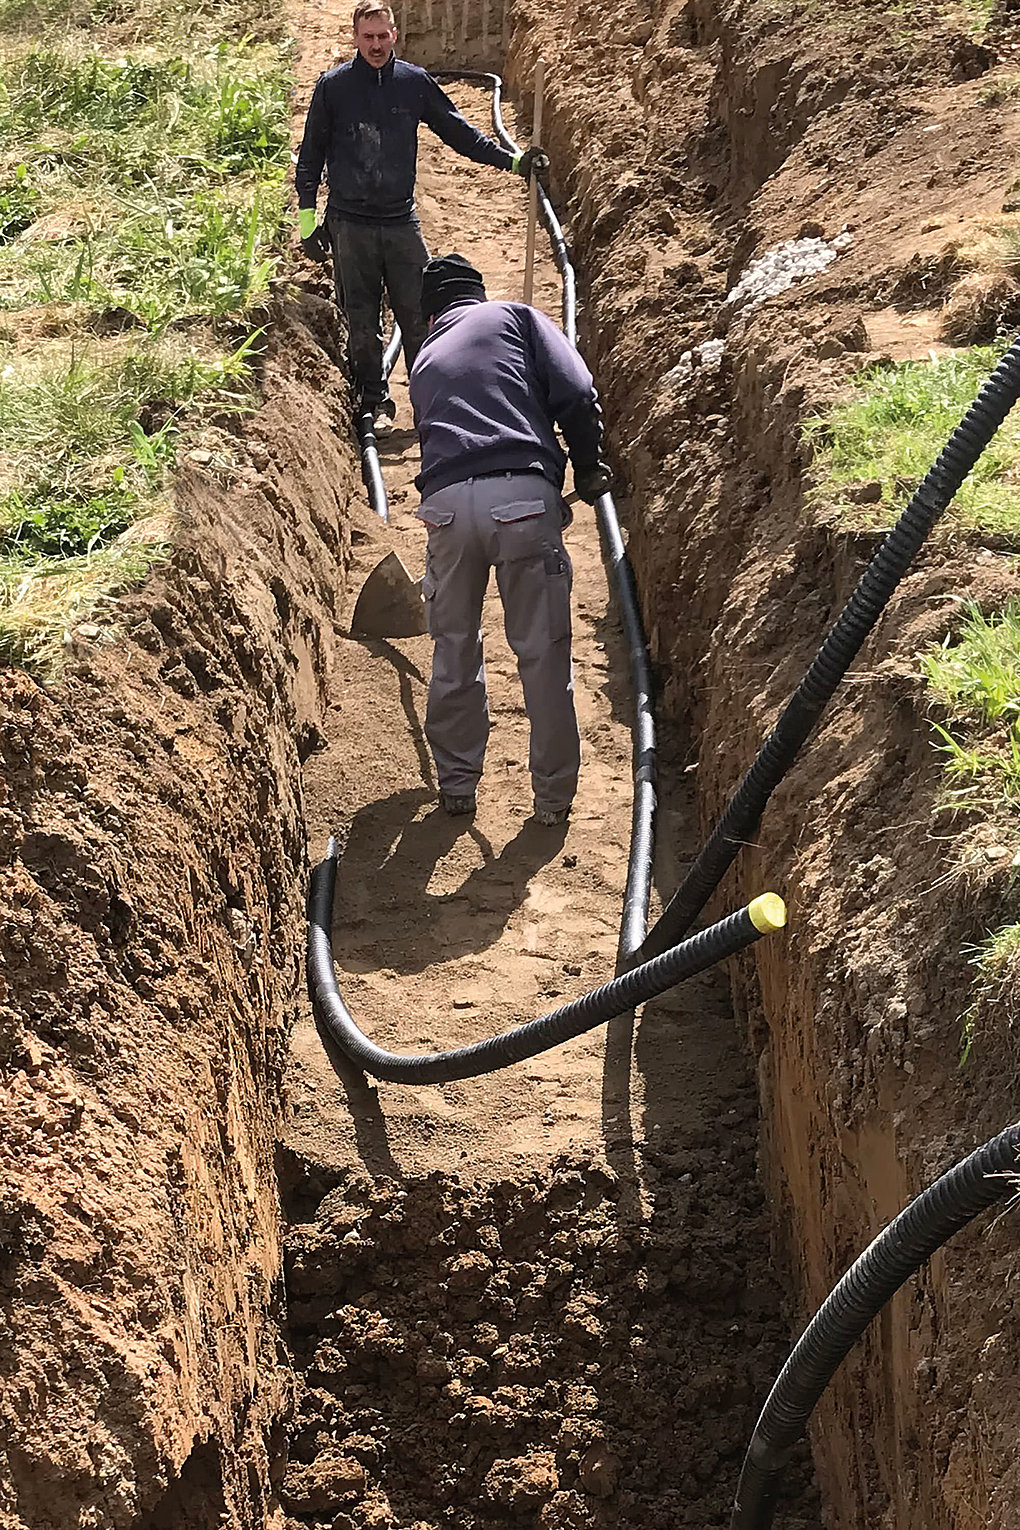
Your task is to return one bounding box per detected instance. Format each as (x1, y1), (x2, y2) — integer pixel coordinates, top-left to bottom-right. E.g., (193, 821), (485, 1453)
(440, 790), (476, 816)
(534, 803), (570, 827)
(372, 396), (396, 435)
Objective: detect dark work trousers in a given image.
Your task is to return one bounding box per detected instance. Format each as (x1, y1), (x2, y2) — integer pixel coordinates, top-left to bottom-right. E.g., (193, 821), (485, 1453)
(327, 214), (429, 407)
(416, 472), (580, 814)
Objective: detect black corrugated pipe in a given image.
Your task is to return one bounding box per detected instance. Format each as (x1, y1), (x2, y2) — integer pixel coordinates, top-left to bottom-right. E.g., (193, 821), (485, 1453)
(308, 839), (785, 1083)
(732, 1120), (1020, 1528)
(435, 69), (656, 961)
(355, 324), (404, 522)
(638, 338), (1020, 961)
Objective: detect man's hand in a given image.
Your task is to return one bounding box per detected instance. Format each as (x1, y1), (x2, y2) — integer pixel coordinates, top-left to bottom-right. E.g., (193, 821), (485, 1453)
(298, 208), (331, 263)
(515, 145), (551, 187)
(573, 461), (612, 504)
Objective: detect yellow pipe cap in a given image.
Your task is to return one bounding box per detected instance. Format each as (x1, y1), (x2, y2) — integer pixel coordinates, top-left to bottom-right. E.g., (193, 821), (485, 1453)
(748, 892), (787, 934)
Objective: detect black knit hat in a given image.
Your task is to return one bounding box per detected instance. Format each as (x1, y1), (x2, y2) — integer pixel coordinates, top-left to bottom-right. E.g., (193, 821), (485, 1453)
(420, 252), (486, 322)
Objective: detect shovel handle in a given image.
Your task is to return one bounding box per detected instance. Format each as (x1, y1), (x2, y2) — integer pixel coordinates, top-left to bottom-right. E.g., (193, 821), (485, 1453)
(522, 57), (545, 306)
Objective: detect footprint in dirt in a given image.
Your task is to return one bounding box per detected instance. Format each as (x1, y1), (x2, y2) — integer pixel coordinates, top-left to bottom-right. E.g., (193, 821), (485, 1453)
(334, 786), (569, 974)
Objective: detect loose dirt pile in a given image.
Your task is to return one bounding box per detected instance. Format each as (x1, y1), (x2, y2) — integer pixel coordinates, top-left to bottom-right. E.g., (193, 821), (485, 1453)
(281, 1128), (814, 1530)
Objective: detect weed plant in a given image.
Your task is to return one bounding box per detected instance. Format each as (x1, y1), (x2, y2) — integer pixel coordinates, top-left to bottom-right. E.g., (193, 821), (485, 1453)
(803, 344), (1020, 537)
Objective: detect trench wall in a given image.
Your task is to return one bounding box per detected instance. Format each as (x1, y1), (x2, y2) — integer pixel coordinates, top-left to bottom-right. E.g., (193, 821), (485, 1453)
(0, 290), (356, 1530)
(496, 0), (1020, 1524)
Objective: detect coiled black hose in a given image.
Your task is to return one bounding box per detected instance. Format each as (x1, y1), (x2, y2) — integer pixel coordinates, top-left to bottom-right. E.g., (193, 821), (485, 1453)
(436, 69), (657, 962)
(638, 339), (1020, 961)
(355, 324), (404, 523)
(308, 839), (785, 1083)
(732, 1120), (1020, 1528)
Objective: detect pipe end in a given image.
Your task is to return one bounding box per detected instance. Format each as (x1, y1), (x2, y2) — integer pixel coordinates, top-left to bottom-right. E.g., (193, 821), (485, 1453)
(748, 892), (787, 934)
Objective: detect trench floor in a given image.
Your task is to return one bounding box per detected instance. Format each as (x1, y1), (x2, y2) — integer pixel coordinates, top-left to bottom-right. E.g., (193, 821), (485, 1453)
(279, 33), (817, 1530)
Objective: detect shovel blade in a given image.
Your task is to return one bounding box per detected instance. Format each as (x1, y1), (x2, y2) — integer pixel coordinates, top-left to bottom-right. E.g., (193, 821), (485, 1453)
(351, 551), (427, 638)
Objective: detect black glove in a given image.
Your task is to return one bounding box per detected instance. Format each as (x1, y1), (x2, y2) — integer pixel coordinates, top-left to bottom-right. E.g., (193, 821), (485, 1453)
(573, 461), (612, 503)
(516, 145), (551, 187)
(301, 224), (332, 263)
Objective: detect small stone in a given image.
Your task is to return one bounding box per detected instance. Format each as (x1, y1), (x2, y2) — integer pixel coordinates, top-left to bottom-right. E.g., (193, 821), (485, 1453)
(281, 1454), (366, 1514)
(578, 1444), (621, 1498)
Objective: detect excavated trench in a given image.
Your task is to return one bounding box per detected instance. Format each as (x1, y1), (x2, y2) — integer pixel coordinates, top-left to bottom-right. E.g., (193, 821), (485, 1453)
(275, 30), (819, 1525)
(4, 1), (1020, 1528)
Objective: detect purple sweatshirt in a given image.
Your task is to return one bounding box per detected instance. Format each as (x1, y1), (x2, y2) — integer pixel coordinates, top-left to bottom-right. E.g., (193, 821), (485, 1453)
(409, 298), (603, 496)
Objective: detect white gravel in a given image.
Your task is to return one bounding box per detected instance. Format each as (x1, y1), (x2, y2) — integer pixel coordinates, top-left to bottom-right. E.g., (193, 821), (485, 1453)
(662, 337), (727, 389)
(725, 231), (853, 312)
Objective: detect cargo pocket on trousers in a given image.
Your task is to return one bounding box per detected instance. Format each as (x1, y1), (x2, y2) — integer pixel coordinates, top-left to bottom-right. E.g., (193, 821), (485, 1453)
(416, 502), (456, 531)
(491, 499), (548, 560)
(543, 543), (572, 642)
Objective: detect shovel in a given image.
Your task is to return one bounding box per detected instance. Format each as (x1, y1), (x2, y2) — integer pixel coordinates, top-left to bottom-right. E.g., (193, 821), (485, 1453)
(350, 550), (427, 638)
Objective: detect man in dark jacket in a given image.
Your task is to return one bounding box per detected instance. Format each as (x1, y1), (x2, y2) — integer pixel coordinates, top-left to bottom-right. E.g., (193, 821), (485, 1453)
(408, 254), (611, 827)
(295, 2), (547, 432)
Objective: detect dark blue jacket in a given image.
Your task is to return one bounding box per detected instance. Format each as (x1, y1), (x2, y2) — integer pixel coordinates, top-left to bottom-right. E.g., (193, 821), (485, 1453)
(296, 53), (514, 223)
(409, 298), (604, 496)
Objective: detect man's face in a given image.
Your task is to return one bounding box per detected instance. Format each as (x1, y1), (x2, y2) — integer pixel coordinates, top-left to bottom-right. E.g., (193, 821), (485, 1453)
(354, 13), (397, 67)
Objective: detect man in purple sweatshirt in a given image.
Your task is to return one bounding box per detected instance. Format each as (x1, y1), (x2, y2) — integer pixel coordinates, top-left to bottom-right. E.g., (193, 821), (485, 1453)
(408, 254), (611, 827)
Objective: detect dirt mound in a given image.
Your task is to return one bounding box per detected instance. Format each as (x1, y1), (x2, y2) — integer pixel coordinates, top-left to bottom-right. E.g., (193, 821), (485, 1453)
(281, 1131), (816, 1530)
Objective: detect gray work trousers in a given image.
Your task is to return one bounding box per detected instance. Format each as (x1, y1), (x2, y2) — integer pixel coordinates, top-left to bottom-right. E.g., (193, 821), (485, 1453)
(327, 215), (429, 406)
(416, 473), (581, 813)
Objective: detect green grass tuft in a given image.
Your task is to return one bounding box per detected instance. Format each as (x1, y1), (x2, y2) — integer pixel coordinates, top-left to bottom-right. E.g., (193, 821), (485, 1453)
(0, 538), (165, 672)
(923, 600), (1020, 815)
(961, 920), (1020, 1063)
(803, 344), (1020, 537)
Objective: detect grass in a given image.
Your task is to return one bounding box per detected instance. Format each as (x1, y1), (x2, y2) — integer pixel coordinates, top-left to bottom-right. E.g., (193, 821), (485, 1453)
(922, 600), (1020, 816)
(0, 540), (164, 669)
(0, 0), (291, 670)
(961, 921), (1020, 1063)
(803, 343), (1020, 538)
(0, 47), (289, 326)
(979, 74), (1020, 109)
(0, 334), (260, 532)
(923, 603), (1020, 1062)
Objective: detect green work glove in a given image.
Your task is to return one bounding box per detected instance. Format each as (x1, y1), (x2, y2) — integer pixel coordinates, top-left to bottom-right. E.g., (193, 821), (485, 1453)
(513, 145), (550, 188)
(298, 207), (331, 263)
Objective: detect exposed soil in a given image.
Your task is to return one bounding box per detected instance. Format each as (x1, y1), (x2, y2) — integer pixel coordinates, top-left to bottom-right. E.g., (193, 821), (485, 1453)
(5, 0), (1020, 1526)
(0, 294), (359, 1527)
(280, 54), (816, 1530)
(503, 0), (1020, 1523)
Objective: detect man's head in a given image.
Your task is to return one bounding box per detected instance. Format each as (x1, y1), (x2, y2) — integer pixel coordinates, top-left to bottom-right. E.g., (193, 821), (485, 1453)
(420, 253), (486, 323)
(353, 1), (397, 67)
